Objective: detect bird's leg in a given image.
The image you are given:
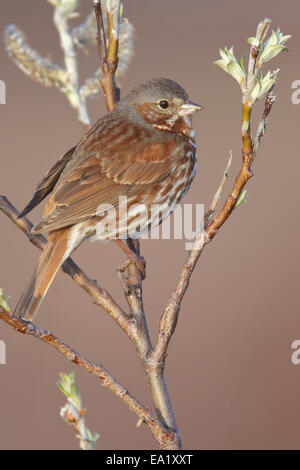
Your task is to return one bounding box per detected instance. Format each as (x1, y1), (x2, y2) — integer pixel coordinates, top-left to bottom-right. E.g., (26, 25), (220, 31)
(114, 239), (146, 279)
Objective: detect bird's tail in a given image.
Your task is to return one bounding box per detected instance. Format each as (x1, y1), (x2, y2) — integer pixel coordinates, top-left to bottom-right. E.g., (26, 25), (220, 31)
(14, 229), (71, 320)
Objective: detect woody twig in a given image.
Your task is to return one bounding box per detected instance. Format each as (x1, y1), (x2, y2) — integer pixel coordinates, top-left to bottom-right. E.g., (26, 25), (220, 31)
(93, 0), (182, 448)
(0, 305), (178, 449)
(152, 18), (290, 363)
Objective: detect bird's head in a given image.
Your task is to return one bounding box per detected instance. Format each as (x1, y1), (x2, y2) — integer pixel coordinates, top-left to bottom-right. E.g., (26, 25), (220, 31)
(116, 78), (203, 137)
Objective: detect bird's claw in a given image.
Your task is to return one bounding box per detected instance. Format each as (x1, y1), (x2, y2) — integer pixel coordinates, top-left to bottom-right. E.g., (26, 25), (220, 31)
(119, 254), (146, 280)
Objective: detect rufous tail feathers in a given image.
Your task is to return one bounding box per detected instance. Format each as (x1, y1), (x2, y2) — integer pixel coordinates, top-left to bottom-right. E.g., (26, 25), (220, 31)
(13, 229), (72, 320)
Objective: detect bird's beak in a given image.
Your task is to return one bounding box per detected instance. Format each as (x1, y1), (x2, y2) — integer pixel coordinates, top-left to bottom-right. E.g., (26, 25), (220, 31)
(179, 100), (203, 117)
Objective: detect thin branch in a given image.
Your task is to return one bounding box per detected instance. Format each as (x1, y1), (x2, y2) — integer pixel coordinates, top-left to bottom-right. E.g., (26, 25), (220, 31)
(93, 0), (120, 110)
(53, 2), (90, 129)
(106, 1), (120, 65)
(152, 35), (280, 370)
(0, 308), (180, 450)
(78, 16), (133, 101)
(205, 151), (232, 225)
(254, 89), (276, 153)
(246, 18), (271, 100)
(0, 196), (133, 337)
(93, 0), (107, 63)
(149, 251), (203, 367)
(154, 122), (256, 354)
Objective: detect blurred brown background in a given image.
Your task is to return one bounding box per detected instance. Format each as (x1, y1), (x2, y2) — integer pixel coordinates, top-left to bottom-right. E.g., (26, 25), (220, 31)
(1, 0), (300, 450)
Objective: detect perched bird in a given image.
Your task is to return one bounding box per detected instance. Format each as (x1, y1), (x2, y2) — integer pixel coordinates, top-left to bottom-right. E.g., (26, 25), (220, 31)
(14, 78), (202, 320)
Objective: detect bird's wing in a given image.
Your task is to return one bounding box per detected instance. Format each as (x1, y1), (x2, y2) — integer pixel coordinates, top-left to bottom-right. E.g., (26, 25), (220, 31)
(18, 145), (77, 219)
(33, 118), (185, 234)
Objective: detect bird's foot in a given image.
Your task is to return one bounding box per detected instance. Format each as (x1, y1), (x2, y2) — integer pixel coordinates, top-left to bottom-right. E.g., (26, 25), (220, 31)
(119, 253), (146, 280)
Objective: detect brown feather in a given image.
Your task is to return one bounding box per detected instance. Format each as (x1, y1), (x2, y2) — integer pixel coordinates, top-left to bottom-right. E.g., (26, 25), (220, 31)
(17, 145), (77, 219)
(32, 118), (187, 234)
(13, 228), (71, 319)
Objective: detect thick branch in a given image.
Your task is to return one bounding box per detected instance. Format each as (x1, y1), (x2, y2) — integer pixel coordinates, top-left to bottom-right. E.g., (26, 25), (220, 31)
(118, 240), (180, 441)
(0, 196), (133, 337)
(0, 195), (182, 448)
(0, 307), (179, 450)
(92, 2), (181, 446)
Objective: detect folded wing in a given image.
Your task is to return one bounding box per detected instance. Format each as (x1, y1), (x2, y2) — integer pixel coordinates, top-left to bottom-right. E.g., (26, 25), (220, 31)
(33, 118), (184, 234)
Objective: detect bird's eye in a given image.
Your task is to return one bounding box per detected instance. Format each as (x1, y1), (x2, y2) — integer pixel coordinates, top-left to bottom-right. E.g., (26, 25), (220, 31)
(159, 100), (169, 109)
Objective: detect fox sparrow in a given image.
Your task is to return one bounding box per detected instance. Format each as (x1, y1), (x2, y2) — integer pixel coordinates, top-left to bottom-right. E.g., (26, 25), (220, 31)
(14, 78), (202, 319)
